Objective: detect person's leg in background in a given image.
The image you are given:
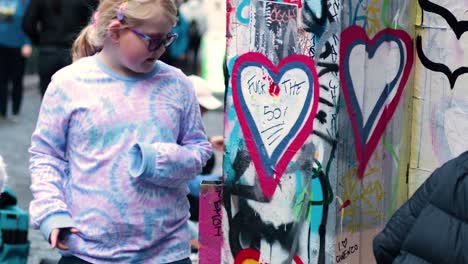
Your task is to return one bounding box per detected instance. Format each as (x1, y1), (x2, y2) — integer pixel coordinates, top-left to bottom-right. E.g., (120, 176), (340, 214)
(0, 45), (12, 119)
(38, 49), (54, 97)
(38, 47), (71, 97)
(10, 47), (26, 118)
(191, 36), (201, 75)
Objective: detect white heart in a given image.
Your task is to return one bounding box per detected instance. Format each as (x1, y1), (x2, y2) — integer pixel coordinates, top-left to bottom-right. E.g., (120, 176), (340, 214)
(239, 66), (311, 157)
(349, 41), (402, 135)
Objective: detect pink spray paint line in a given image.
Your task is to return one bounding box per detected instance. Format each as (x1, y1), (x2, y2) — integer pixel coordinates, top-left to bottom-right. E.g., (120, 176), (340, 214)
(231, 52), (319, 198)
(339, 25), (414, 179)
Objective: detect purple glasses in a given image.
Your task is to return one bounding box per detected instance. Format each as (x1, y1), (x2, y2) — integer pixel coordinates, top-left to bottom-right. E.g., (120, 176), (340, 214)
(129, 28), (178, 52)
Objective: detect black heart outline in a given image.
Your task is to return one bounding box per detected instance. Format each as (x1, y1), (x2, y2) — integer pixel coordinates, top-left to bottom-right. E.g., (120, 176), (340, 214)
(342, 238), (348, 249)
(419, 0), (468, 39)
(416, 35), (468, 89)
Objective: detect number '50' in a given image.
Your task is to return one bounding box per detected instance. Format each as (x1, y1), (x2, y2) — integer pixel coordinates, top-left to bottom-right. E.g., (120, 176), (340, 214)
(263, 106), (285, 121)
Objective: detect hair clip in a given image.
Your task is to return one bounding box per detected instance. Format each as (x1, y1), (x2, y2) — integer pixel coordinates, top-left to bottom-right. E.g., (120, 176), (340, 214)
(92, 11), (99, 28)
(117, 0), (128, 21)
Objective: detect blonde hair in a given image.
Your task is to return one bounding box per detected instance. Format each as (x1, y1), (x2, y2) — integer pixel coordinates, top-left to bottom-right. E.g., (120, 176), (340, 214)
(72, 0), (178, 61)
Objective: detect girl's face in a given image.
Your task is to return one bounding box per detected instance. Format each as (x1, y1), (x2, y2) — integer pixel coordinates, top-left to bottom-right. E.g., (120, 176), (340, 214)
(117, 8), (174, 75)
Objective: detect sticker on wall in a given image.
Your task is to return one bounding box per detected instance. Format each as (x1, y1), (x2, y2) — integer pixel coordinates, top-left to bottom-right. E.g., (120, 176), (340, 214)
(232, 52), (319, 198)
(340, 25), (414, 179)
(250, 0), (298, 65)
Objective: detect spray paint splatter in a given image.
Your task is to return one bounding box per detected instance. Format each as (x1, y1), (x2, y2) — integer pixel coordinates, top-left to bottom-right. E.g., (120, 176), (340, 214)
(262, 68), (280, 97)
(339, 199), (351, 211)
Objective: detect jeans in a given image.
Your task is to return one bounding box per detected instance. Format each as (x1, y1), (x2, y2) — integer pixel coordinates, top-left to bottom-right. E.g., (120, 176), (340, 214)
(58, 256), (90, 264)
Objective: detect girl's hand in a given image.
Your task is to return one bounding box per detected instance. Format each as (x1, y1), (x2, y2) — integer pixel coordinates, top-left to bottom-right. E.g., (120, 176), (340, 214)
(209, 135), (224, 151)
(50, 227), (80, 250)
(21, 44), (32, 58)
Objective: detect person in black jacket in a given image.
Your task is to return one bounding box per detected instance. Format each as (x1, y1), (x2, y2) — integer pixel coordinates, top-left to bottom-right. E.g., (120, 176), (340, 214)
(22, 0), (98, 96)
(373, 151), (468, 264)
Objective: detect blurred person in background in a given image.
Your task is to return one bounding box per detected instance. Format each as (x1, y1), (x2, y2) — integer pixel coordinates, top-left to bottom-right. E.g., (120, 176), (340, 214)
(0, 0), (31, 122)
(22, 0), (98, 97)
(180, 0), (207, 75)
(159, 0), (189, 72)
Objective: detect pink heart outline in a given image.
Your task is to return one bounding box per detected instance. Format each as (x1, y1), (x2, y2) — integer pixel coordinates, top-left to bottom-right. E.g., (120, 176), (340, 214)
(339, 25), (414, 179)
(231, 52), (319, 198)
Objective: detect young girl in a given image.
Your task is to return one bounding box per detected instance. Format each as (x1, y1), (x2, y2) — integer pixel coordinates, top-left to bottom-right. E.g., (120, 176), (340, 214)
(29, 0), (212, 263)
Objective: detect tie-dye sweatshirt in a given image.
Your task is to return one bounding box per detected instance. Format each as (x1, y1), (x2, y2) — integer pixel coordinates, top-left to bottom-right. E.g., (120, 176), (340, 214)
(29, 55), (212, 263)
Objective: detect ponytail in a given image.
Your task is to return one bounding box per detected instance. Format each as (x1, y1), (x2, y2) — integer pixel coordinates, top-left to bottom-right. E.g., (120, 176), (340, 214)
(71, 25), (102, 62)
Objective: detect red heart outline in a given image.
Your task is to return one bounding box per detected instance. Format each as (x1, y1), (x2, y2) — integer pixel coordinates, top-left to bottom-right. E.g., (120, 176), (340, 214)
(231, 52), (319, 198)
(339, 26), (414, 179)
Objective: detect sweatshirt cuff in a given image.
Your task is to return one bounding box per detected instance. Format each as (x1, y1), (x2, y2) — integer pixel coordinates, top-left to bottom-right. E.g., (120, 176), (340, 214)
(40, 213), (76, 242)
(128, 143), (157, 178)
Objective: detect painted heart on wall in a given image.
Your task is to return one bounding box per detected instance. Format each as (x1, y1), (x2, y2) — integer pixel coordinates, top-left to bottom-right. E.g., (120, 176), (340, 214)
(340, 25), (414, 179)
(232, 52), (319, 198)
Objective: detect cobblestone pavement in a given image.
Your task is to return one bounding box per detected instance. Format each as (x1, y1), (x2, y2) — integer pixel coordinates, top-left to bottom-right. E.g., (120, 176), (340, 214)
(0, 75), (222, 264)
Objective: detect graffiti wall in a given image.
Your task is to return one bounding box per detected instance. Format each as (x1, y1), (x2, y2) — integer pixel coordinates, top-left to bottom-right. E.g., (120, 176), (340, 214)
(205, 0), (414, 263)
(198, 0), (468, 263)
(410, 0), (468, 195)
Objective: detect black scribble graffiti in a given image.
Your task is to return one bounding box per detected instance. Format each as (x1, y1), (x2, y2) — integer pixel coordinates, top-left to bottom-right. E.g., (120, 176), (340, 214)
(416, 36), (468, 89)
(419, 0), (468, 39)
(320, 84), (330, 91)
(319, 97), (334, 107)
(319, 41), (333, 59)
(317, 62), (339, 77)
(302, 0), (335, 37)
(310, 23), (340, 262)
(316, 110), (328, 124)
(225, 142), (318, 263)
(228, 203), (299, 262)
(313, 60), (339, 131)
(232, 146), (251, 182)
(312, 130), (336, 147)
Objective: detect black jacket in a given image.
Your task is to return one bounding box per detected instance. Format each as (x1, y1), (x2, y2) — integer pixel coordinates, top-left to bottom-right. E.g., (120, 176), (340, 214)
(373, 151), (468, 263)
(22, 0), (98, 47)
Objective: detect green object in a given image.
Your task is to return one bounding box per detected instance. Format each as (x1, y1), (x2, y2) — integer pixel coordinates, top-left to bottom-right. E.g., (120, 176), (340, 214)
(0, 188), (29, 264)
(0, 243), (30, 264)
(0, 205), (28, 232)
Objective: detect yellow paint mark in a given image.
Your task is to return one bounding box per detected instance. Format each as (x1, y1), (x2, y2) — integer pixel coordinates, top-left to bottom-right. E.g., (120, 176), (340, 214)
(415, 2), (423, 26)
(243, 260), (260, 264)
(366, 0), (381, 36)
(340, 165), (385, 232)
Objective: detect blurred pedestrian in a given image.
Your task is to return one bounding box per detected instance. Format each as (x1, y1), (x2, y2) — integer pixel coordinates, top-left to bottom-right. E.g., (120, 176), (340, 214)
(159, 0), (189, 72)
(22, 0), (98, 97)
(180, 0), (207, 75)
(29, 0), (212, 263)
(373, 151), (468, 264)
(0, 0), (31, 122)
